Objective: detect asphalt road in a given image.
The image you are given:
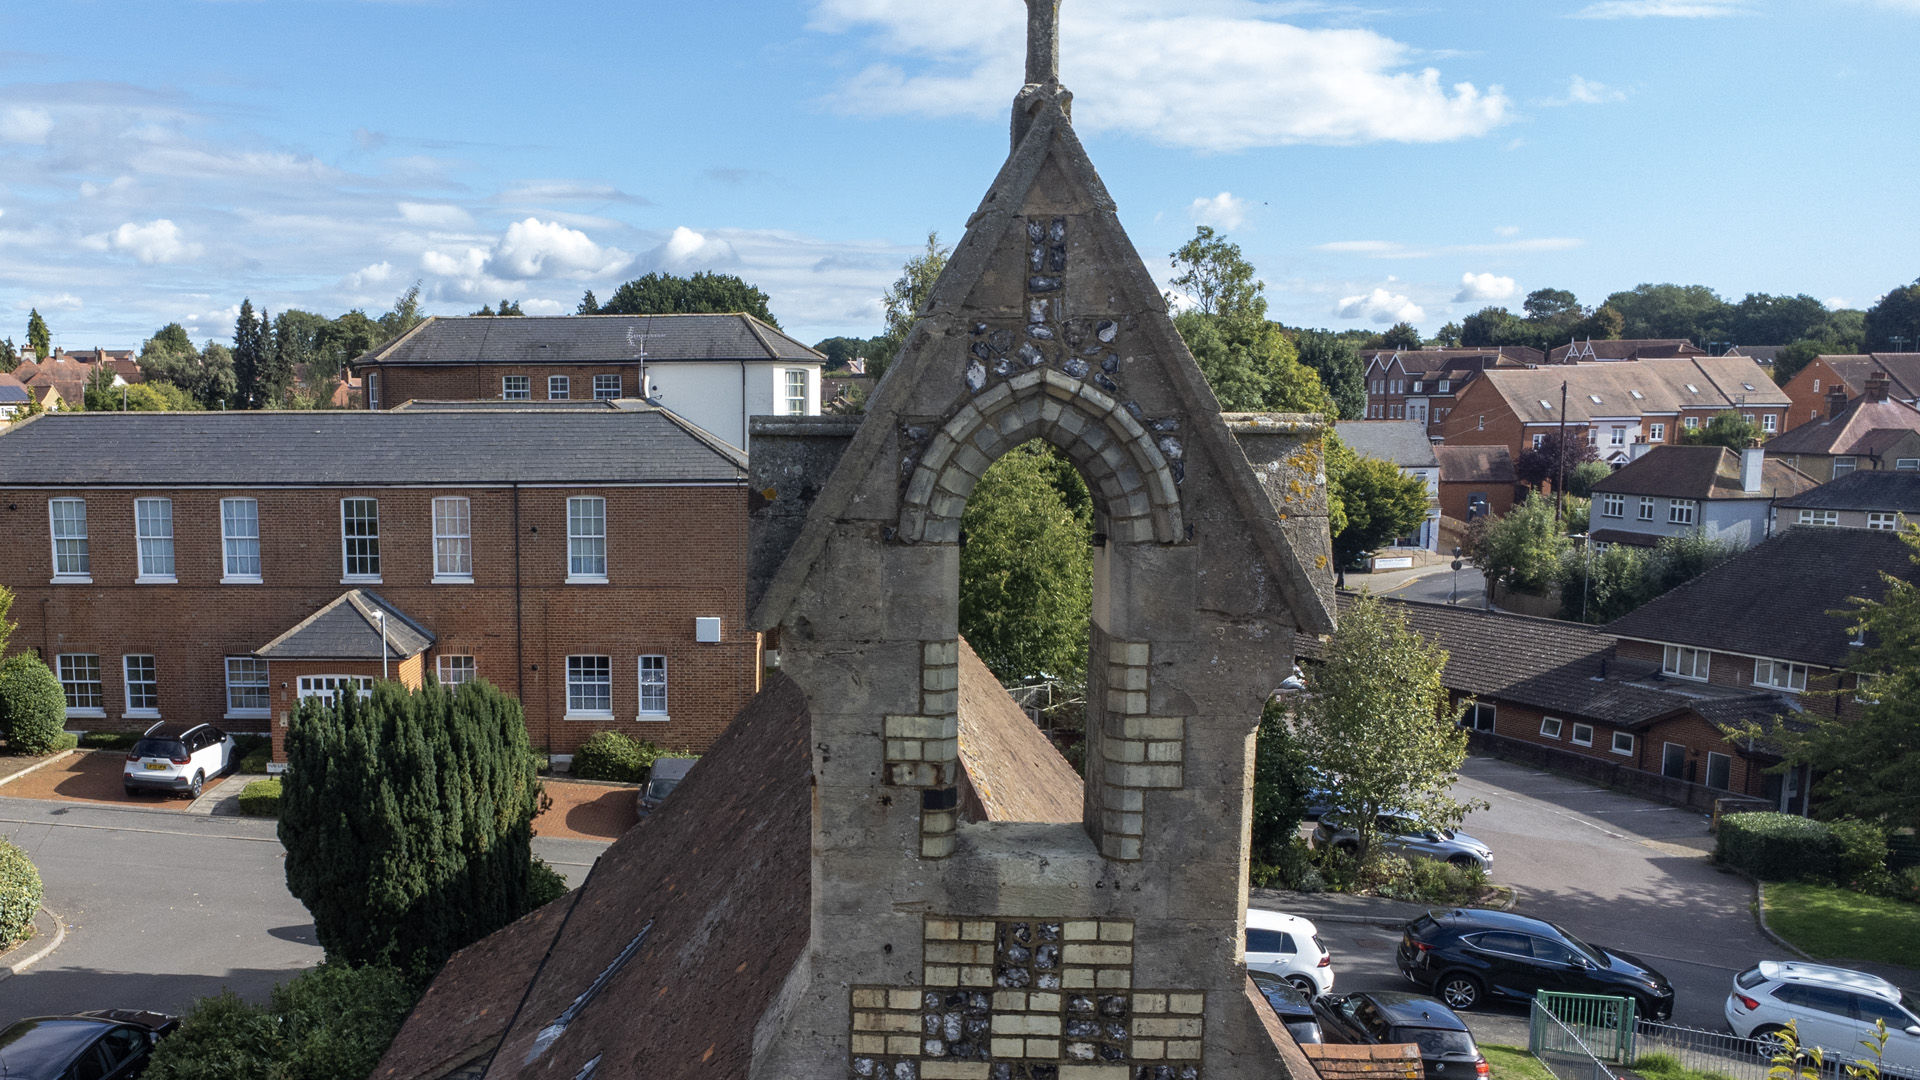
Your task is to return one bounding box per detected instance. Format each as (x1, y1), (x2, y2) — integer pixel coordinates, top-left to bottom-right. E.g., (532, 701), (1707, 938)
(0, 796), (609, 1023)
(1347, 564), (1493, 609)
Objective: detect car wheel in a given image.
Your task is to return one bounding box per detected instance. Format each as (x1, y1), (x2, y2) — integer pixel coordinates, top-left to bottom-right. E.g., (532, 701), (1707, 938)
(1448, 854), (1478, 870)
(1751, 1025), (1791, 1055)
(1334, 840), (1360, 858)
(188, 770), (205, 798)
(1286, 975), (1318, 997)
(1438, 972), (1484, 1011)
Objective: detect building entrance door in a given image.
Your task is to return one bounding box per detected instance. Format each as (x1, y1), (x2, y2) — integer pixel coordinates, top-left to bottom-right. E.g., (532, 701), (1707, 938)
(1662, 742), (1687, 780)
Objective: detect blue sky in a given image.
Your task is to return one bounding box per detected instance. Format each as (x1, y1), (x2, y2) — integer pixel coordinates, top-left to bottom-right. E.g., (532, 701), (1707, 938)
(2, 0), (1917, 353)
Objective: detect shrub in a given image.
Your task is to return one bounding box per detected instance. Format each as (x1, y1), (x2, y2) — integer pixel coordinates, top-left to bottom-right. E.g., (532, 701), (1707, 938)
(1829, 819), (1890, 885)
(239, 779), (281, 817)
(0, 654), (68, 755)
(1895, 866), (1920, 905)
(1716, 812), (1892, 884)
(145, 963), (417, 1080)
(529, 856), (569, 908)
(570, 730), (659, 783)
(234, 734), (272, 774)
(0, 839), (42, 948)
(79, 732), (139, 751)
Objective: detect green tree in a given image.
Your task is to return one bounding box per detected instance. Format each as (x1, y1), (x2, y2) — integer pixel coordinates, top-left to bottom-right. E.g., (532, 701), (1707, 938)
(471, 299), (525, 316)
(1293, 594), (1472, 863)
(1730, 293), (1850, 348)
(1565, 459), (1612, 499)
(598, 271), (780, 327)
(0, 654), (68, 755)
(1430, 322), (1464, 349)
(1865, 279), (1920, 353)
(377, 283), (427, 341)
(1773, 339), (1832, 387)
(1250, 699), (1312, 866)
(1326, 436), (1431, 567)
(1681, 410), (1764, 451)
(1460, 306), (1532, 350)
(145, 964), (418, 1080)
(1168, 226), (1265, 319)
(279, 678), (542, 978)
(863, 231), (952, 386)
(1601, 283), (1733, 345)
(1645, 530), (1737, 595)
(958, 442), (1093, 684)
(1525, 288), (1582, 323)
(232, 300), (273, 408)
(318, 310), (383, 378)
(198, 341), (238, 409)
(1469, 497), (1569, 597)
(1514, 431), (1600, 489)
(1377, 321), (1422, 351)
(1558, 542), (1650, 624)
(25, 309), (49, 361)
(1295, 331), (1366, 420)
(81, 361), (119, 411)
(0, 338), (18, 373)
(576, 289), (599, 315)
(1178, 312), (1331, 415)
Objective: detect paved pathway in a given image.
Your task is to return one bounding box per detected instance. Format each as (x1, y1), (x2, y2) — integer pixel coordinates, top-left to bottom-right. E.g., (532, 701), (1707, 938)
(1343, 562), (1493, 609)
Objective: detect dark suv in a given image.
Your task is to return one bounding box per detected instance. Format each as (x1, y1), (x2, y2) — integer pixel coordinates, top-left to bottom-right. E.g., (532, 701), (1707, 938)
(1312, 991), (1488, 1080)
(1397, 909), (1674, 1019)
(0, 1011), (177, 1080)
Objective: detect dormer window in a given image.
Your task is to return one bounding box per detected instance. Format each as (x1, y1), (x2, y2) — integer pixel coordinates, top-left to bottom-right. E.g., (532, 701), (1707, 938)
(1438, 380), (1450, 392)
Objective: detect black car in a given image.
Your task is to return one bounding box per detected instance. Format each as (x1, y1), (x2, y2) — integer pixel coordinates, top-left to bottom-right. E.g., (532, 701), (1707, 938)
(0, 1011), (177, 1080)
(1312, 991), (1488, 1080)
(1249, 970), (1325, 1045)
(1397, 909), (1675, 1019)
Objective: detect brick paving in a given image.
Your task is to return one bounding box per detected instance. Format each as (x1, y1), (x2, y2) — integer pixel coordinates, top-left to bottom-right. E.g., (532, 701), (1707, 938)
(533, 779), (638, 841)
(0, 750), (230, 808)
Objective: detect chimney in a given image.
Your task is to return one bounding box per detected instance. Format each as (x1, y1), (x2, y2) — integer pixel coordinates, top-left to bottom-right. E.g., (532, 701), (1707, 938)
(1629, 439), (1655, 462)
(1866, 370), (1892, 403)
(1741, 444), (1764, 493)
(1828, 386), (1849, 420)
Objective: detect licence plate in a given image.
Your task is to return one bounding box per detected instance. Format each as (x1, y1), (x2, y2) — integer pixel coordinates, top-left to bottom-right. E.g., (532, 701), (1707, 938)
(143, 762), (167, 770)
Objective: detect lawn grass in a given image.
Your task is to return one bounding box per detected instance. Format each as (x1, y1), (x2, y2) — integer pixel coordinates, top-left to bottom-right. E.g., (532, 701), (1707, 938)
(1484, 1045), (1556, 1080)
(1765, 882), (1920, 969)
(1630, 1051), (1739, 1080)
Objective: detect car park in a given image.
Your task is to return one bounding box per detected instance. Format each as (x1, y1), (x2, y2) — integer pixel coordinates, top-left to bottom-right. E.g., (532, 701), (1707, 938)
(1397, 909), (1674, 1019)
(123, 722), (236, 798)
(1246, 908), (1335, 995)
(1311, 990), (1488, 1080)
(1726, 961), (1920, 1077)
(0, 1010), (177, 1080)
(637, 757), (697, 815)
(1313, 812), (1494, 871)
(1249, 970), (1324, 1045)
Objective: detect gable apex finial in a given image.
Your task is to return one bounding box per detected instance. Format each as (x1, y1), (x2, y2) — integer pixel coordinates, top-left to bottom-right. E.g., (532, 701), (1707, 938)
(1025, 0), (1060, 86)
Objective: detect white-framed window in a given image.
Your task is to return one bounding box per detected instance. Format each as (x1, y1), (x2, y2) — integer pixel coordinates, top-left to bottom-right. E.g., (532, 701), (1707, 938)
(1412, 381), (1424, 393)
(1812, 379), (1821, 393)
(1571, 722), (1594, 747)
(298, 675), (374, 701)
(1540, 716), (1563, 739)
(566, 655), (612, 716)
(367, 372), (380, 410)
(1638, 497), (1656, 522)
(1438, 380), (1451, 392)
(1798, 509), (1839, 527)
(1868, 512), (1898, 531)
(1669, 499), (1697, 526)
(1462, 701), (1495, 732)
(1754, 658), (1809, 693)
(438, 655), (477, 687)
(1390, 404), (1401, 419)
(1744, 414), (1756, 426)
(638, 655), (667, 716)
(1897, 458), (1920, 471)
(1762, 414), (1777, 433)
(222, 498), (261, 582)
(503, 375), (531, 400)
(593, 374), (621, 400)
(567, 496), (607, 581)
(1602, 494), (1624, 518)
(49, 497), (89, 580)
(1648, 423), (1666, 441)
(1610, 427), (1627, 446)
(1705, 752), (1732, 790)
(1531, 434), (1547, 450)
(57, 654), (104, 715)
(1684, 416), (1699, 430)
(123, 654), (158, 716)
(134, 498), (174, 581)
(548, 375), (570, 400)
(784, 369), (808, 416)
(341, 498), (381, 580)
(225, 657), (270, 716)
(433, 497), (472, 581)
(1611, 731), (1635, 756)
(1663, 644), (1710, 681)
(1832, 456), (1857, 477)
(1391, 379), (1404, 394)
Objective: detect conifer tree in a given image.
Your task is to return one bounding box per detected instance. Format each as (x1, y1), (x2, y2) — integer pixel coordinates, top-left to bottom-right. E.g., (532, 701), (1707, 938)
(25, 309), (49, 361)
(232, 300), (267, 408)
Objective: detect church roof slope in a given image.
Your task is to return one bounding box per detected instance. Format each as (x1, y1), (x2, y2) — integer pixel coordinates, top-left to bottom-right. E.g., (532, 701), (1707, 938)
(955, 636), (1082, 823)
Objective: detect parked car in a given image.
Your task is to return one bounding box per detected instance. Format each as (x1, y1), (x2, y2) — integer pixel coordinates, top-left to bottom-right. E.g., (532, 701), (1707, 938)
(1302, 767), (1337, 821)
(1312, 990), (1488, 1080)
(1314, 811), (1494, 871)
(123, 722), (236, 798)
(1246, 908), (1334, 995)
(1249, 970), (1324, 1045)
(0, 1010), (177, 1080)
(1726, 961), (1920, 1077)
(637, 757), (697, 815)
(1397, 909), (1674, 1019)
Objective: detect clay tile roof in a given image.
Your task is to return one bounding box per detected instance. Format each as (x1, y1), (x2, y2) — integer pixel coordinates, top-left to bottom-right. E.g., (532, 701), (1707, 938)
(356, 314), (823, 368)
(1777, 470), (1920, 514)
(1590, 444), (1818, 501)
(255, 590), (435, 661)
(1434, 444), (1515, 485)
(1333, 421), (1438, 469)
(1302, 1042), (1423, 1080)
(1548, 339), (1704, 363)
(1767, 395), (1920, 455)
(1477, 356), (1783, 426)
(955, 636), (1082, 823)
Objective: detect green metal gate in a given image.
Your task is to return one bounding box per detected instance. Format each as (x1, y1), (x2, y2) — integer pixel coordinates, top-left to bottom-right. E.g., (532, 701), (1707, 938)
(1531, 992), (1637, 1063)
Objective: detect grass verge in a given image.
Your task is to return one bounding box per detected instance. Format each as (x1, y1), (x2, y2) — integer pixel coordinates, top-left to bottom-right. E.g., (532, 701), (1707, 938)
(1484, 1045), (1555, 1080)
(1765, 882), (1920, 969)
(1631, 1051), (1739, 1080)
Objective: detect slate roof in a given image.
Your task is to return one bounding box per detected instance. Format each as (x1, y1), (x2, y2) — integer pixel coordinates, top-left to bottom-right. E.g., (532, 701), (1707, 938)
(1725, 346), (1783, 367)
(1590, 444), (1818, 501)
(1365, 348), (1542, 375)
(1766, 394), (1920, 455)
(1776, 470), (1920, 514)
(955, 636), (1082, 824)
(0, 409), (748, 485)
(1334, 421), (1439, 468)
(1474, 356), (1786, 426)
(1811, 354), (1920, 402)
(1605, 527), (1917, 668)
(355, 314), (824, 368)
(1548, 339), (1705, 363)
(0, 372), (28, 404)
(256, 591), (435, 661)
(1434, 444), (1516, 485)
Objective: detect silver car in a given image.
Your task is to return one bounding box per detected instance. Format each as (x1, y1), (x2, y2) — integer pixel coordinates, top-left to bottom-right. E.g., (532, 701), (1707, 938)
(1313, 812), (1494, 870)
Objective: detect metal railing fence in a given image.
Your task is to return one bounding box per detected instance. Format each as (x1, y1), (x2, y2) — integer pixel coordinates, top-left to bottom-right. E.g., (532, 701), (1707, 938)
(1529, 998), (1622, 1080)
(1534, 992), (1638, 1062)
(1630, 1019), (1776, 1080)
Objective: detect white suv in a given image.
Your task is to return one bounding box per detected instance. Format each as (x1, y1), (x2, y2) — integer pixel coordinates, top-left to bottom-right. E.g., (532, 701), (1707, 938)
(1246, 909), (1335, 996)
(1727, 961), (1920, 1077)
(124, 722), (236, 798)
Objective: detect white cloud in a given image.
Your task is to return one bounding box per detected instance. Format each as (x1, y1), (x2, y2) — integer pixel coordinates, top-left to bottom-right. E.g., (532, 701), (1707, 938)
(1455, 272), (1518, 304)
(421, 247), (489, 279)
(647, 225), (739, 272)
(1545, 75), (1627, 105)
(1571, 0), (1749, 17)
(1825, 297), (1851, 310)
(1315, 236), (1583, 259)
(1494, 225), (1521, 237)
(1337, 287), (1424, 324)
(0, 107), (53, 144)
(485, 218), (632, 280)
(813, 0), (1511, 150)
(1188, 192), (1249, 229)
(22, 293), (83, 312)
(107, 219), (201, 264)
(397, 202), (473, 229)
(342, 261), (396, 290)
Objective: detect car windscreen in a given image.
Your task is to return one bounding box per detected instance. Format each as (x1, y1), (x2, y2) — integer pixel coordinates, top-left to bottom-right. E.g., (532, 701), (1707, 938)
(0, 1019), (109, 1078)
(647, 777), (681, 800)
(1395, 1027), (1477, 1058)
(133, 739), (186, 759)
(1285, 1020), (1324, 1045)
(1546, 921), (1606, 967)
(1735, 967), (1769, 991)
(1253, 977), (1311, 1012)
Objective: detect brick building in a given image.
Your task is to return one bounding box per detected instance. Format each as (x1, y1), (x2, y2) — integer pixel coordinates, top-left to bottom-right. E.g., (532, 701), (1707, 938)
(1361, 347), (1538, 433)
(1433, 444), (1518, 523)
(1764, 371), (1920, 481)
(1778, 353), (1920, 431)
(1587, 443), (1816, 549)
(0, 407), (756, 763)
(350, 313), (825, 449)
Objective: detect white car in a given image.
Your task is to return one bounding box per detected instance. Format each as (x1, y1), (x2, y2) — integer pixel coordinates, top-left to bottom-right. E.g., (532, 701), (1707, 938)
(1246, 909), (1334, 996)
(124, 721), (236, 798)
(1726, 961), (1920, 1078)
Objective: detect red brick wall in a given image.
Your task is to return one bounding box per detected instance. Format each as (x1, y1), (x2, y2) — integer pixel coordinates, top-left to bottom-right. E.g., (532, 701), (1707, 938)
(1463, 693), (1770, 797)
(364, 364), (643, 409)
(1780, 358), (1848, 434)
(1437, 481), (1515, 523)
(3, 484), (755, 759)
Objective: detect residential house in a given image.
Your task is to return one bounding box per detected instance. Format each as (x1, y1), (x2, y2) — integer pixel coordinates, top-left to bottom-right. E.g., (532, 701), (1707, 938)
(0, 372), (29, 421)
(1779, 353), (1920, 431)
(1588, 443), (1816, 549)
(0, 407), (759, 764)
(1362, 347), (1538, 434)
(1764, 372), (1920, 481)
(349, 313), (826, 448)
(1547, 339), (1706, 364)
(1334, 420), (1441, 550)
(1724, 345), (1782, 372)
(12, 356), (103, 409)
(1435, 355), (1791, 468)
(1775, 470), (1920, 531)
(1434, 444), (1518, 523)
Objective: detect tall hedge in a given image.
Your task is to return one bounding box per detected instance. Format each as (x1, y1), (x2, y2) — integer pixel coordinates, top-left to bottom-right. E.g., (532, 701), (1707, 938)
(279, 678), (540, 979)
(0, 654), (67, 755)
(1716, 812), (1889, 885)
(0, 839), (43, 947)
(145, 963), (417, 1080)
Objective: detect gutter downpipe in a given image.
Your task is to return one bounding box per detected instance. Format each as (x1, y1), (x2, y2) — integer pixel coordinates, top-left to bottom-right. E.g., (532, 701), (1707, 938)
(513, 483), (534, 761)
